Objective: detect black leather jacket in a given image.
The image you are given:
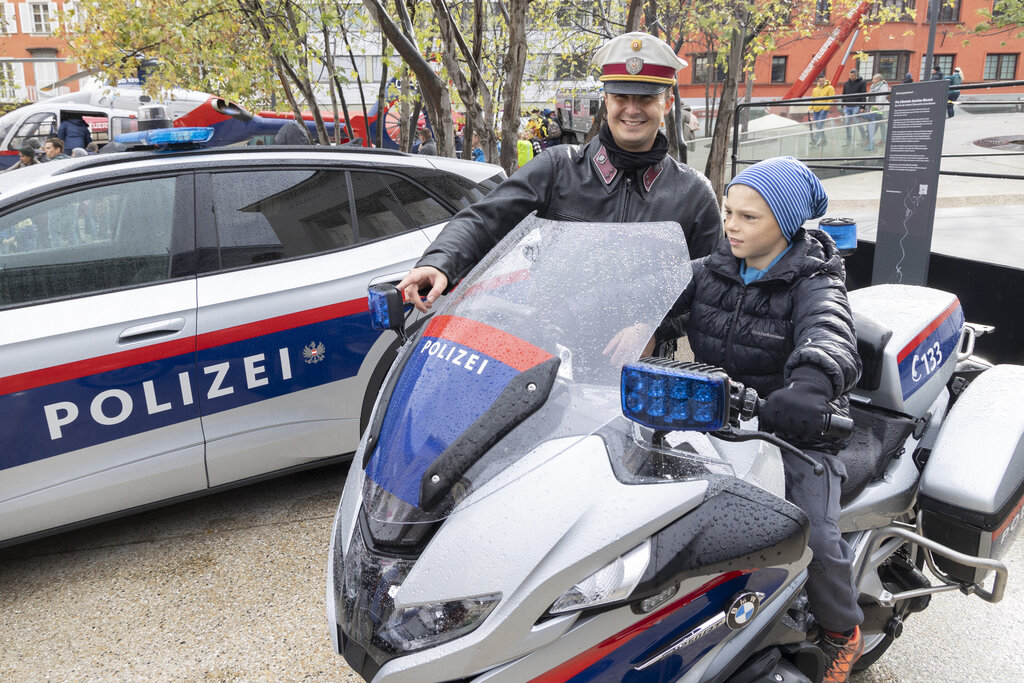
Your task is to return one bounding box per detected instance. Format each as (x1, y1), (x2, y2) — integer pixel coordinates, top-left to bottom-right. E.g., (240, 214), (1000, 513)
(417, 135), (723, 285)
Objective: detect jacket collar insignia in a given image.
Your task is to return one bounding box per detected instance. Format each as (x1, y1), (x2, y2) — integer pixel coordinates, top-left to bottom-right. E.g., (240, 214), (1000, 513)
(643, 162), (664, 192)
(592, 145), (618, 187)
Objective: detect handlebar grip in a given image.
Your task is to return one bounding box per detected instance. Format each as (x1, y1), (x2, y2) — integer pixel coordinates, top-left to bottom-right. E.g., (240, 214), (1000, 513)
(821, 413), (855, 439)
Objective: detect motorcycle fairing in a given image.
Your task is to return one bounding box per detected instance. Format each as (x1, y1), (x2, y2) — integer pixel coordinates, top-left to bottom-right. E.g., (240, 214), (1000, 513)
(364, 314), (554, 508)
(525, 569), (789, 683)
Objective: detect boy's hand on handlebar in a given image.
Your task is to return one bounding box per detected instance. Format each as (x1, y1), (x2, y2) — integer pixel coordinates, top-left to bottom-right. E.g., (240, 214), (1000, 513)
(396, 266), (448, 314)
(759, 368), (833, 439)
(603, 323), (655, 366)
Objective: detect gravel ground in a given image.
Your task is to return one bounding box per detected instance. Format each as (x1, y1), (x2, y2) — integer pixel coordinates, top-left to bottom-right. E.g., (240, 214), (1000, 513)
(1, 462), (1021, 682)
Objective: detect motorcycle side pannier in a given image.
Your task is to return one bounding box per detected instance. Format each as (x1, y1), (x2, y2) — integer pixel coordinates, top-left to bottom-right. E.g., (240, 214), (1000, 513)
(848, 285), (964, 418)
(918, 364), (1024, 583)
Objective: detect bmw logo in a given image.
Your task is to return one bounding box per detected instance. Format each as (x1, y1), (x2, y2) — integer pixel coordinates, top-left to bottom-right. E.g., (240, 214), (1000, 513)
(725, 592), (761, 630)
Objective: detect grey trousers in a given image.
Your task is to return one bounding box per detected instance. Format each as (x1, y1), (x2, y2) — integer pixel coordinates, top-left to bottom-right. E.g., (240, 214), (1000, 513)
(785, 450), (864, 633)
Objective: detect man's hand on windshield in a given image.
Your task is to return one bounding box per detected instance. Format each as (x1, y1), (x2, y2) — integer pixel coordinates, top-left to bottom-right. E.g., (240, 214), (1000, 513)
(396, 266), (448, 314)
(603, 323), (655, 366)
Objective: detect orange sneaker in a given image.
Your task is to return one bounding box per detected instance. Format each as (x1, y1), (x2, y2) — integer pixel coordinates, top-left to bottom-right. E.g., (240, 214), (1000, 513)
(819, 626), (864, 683)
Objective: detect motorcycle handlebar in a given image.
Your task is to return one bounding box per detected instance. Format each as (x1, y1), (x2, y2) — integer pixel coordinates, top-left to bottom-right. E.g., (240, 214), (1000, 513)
(745, 395), (855, 440)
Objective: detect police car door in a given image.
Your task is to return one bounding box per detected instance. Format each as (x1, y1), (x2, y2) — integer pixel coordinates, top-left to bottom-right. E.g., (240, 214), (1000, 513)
(0, 175), (202, 544)
(195, 167), (437, 485)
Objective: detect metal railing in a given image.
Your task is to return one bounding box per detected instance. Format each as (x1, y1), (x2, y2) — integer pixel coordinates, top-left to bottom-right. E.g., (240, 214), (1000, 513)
(727, 80), (1024, 181)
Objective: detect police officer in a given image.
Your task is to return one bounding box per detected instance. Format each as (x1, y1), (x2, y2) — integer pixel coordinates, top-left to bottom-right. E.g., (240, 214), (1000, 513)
(398, 31), (723, 312)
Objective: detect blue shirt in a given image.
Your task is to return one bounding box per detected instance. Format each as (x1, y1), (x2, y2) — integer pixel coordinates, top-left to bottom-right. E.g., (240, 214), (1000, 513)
(740, 243), (794, 284)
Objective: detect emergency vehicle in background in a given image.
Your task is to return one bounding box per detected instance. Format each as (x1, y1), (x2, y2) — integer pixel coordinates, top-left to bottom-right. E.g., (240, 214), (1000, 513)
(1, 79), (412, 169)
(0, 131), (504, 546)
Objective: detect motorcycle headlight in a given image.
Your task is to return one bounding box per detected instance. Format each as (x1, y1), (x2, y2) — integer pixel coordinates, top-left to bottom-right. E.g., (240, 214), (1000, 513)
(550, 540), (651, 614)
(377, 593), (502, 653)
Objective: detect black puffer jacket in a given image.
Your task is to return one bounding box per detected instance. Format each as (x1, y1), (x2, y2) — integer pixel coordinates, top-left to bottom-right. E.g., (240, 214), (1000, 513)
(658, 229), (861, 406)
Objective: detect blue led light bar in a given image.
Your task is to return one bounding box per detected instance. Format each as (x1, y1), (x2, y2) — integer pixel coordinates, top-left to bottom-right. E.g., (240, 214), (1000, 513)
(621, 360), (730, 431)
(113, 127), (215, 147)
(368, 283), (405, 331)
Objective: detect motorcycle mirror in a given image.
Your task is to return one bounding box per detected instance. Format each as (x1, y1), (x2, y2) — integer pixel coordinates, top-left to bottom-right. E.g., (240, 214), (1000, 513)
(368, 284), (405, 332)
(621, 358), (731, 432)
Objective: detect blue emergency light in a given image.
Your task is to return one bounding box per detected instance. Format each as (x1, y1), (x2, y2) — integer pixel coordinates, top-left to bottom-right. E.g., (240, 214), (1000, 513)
(818, 217), (858, 256)
(621, 359), (731, 431)
(368, 284), (405, 332)
(113, 127), (215, 147)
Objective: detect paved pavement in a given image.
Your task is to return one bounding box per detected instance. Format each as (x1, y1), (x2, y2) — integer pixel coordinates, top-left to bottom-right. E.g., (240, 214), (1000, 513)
(2, 462), (1021, 682)
(3, 111), (1024, 682)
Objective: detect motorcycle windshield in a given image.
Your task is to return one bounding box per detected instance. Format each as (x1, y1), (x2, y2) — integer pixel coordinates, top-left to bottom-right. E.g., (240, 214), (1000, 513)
(363, 215), (693, 523)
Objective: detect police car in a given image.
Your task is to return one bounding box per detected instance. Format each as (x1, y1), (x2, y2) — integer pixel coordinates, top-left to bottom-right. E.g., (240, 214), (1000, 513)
(0, 130), (503, 546)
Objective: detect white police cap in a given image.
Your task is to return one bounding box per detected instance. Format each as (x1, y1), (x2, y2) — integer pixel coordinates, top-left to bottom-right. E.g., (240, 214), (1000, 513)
(594, 32), (688, 95)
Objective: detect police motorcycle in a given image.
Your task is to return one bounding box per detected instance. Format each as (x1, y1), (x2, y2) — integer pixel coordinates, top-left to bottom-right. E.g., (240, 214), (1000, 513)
(326, 215), (1024, 682)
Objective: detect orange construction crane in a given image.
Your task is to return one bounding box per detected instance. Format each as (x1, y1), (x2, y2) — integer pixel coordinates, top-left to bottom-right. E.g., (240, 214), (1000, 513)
(782, 0), (875, 99)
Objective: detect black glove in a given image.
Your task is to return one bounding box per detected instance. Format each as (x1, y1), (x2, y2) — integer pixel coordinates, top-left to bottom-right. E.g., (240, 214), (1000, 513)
(759, 367), (834, 439)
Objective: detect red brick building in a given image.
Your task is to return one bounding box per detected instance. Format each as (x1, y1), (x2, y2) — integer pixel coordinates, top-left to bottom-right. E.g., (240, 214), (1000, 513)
(1, 1), (82, 103)
(675, 0), (1022, 99)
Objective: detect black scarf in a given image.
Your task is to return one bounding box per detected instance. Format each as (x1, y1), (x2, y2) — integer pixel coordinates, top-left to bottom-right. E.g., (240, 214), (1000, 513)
(597, 122), (669, 173)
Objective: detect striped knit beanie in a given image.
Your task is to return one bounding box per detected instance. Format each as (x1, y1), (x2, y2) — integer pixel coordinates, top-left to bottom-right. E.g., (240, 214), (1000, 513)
(726, 156), (829, 241)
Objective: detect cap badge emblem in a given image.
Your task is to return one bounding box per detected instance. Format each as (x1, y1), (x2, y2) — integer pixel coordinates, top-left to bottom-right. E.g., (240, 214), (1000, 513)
(631, 39), (643, 51)
(626, 57), (644, 75)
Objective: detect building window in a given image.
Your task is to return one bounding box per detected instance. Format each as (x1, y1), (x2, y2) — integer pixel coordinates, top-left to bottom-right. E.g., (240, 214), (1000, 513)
(927, 0), (961, 22)
(33, 60), (58, 91)
(868, 0), (916, 21)
(771, 56), (787, 83)
(984, 53), (1017, 80)
(860, 51), (911, 81)
(815, 0), (831, 22)
(934, 54), (954, 77)
(691, 54), (728, 84)
(29, 2), (53, 34)
(1, 62), (23, 100)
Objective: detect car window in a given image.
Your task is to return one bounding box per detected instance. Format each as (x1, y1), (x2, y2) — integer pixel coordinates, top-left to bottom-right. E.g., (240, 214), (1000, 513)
(8, 112), (57, 150)
(403, 168), (492, 210)
(211, 169), (356, 269)
(375, 172), (453, 228)
(0, 177), (179, 308)
(348, 170), (415, 242)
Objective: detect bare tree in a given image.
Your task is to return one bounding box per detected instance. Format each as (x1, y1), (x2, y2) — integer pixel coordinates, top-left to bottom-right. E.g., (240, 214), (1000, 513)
(362, 0), (456, 155)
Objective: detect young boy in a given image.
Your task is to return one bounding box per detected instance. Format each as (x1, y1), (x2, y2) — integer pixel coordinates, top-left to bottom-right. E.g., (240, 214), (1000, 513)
(658, 156), (864, 682)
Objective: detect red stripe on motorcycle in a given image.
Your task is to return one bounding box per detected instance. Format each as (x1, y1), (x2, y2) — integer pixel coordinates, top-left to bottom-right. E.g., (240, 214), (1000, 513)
(527, 571), (746, 683)
(424, 315), (552, 373)
(0, 298), (368, 396)
(994, 494), (1024, 540)
(896, 298), (961, 363)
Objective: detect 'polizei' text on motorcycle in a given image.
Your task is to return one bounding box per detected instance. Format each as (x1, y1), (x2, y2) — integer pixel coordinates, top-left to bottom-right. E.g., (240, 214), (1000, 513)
(326, 216), (1023, 682)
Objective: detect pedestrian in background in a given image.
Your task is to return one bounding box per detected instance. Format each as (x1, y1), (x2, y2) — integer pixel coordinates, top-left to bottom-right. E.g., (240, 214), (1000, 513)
(810, 76), (835, 146)
(58, 116), (92, 152)
(946, 67), (963, 118)
(417, 127), (437, 155)
(3, 146), (41, 172)
(864, 74), (890, 151)
(42, 138), (69, 162)
(903, 72), (914, 83)
(931, 66), (944, 80)
(841, 69), (868, 146)
(274, 118), (311, 145)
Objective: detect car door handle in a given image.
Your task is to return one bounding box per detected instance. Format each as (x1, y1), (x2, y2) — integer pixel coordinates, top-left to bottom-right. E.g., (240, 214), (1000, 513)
(369, 272), (410, 287)
(118, 318), (187, 344)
